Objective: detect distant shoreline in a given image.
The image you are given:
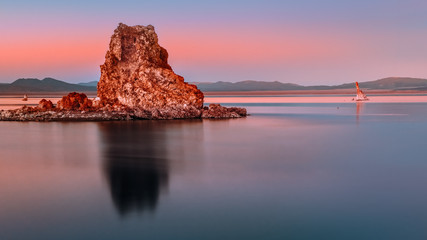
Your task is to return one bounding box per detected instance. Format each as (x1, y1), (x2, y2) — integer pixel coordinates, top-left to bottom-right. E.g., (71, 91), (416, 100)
(4, 77), (427, 94)
(2, 91), (427, 111)
(1, 89), (427, 97)
(203, 89), (427, 96)
(0, 91), (98, 98)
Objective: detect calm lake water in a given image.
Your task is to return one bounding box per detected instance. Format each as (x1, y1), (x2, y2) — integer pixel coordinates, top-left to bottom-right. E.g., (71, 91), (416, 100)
(1, 101), (427, 240)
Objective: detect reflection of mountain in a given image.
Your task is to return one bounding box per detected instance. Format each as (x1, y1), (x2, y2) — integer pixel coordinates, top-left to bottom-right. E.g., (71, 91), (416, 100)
(98, 122), (169, 216)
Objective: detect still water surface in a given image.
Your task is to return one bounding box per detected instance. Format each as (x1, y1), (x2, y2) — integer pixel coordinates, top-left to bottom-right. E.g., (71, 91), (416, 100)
(1, 102), (427, 239)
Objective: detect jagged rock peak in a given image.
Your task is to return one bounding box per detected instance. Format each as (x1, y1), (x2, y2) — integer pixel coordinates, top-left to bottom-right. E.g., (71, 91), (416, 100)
(108, 23), (171, 69)
(98, 23), (204, 119)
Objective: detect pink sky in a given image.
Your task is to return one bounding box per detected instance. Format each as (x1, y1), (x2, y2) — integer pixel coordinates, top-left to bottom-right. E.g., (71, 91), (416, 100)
(1, 0), (427, 85)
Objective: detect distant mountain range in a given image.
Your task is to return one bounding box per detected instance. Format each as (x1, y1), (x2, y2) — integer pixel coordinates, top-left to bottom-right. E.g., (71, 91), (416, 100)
(194, 77), (427, 92)
(77, 81), (98, 87)
(1, 77), (427, 93)
(0, 78), (96, 93)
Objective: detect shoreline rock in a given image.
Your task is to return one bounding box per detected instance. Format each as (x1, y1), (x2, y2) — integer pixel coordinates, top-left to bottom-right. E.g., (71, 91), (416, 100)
(0, 23), (247, 122)
(0, 94), (246, 121)
(0, 108), (130, 122)
(0, 102), (246, 122)
(202, 104), (247, 119)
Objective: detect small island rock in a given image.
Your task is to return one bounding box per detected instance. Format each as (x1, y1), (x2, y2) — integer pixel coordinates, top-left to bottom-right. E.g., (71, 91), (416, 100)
(56, 92), (93, 111)
(38, 99), (54, 111)
(202, 104), (247, 118)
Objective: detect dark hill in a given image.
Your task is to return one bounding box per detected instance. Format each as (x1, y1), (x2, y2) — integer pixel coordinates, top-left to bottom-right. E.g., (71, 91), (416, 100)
(194, 77), (427, 92)
(78, 81), (98, 87)
(196, 80), (307, 92)
(0, 78), (97, 93)
(2, 77), (427, 93)
(331, 77), (427, 90)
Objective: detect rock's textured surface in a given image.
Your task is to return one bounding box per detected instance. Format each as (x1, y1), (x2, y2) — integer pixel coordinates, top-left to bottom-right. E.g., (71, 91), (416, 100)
(98, 23), (204, 119)
(38, 99), (54, 111)
(202, 104), (247, 119)
(0, 101), (247, 121)
(57, 92), (93, 111)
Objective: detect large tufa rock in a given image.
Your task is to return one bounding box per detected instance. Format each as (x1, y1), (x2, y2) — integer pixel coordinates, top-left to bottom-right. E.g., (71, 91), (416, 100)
(98, 23), (204, 119)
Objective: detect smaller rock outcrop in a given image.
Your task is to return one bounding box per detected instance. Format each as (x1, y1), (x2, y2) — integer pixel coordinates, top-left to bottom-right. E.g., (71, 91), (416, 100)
(202, 104), (247, 119)
(0, 107), (129, 121)
(38, 99), (54, 111)
(56, 92), (93, 111)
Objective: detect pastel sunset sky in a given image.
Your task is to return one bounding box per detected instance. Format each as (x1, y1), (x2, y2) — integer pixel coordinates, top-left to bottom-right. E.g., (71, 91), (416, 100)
(1, 0), (427, 85)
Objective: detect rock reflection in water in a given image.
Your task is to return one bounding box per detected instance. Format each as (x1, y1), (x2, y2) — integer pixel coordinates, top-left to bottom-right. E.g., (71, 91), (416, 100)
(98, 121), (169, 216)
(356, 102), (364, 124)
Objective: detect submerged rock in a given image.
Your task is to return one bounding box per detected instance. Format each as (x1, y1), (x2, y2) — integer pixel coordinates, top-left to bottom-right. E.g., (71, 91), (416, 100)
(98, 23), (204, 119)
(202, 104), (247, 119)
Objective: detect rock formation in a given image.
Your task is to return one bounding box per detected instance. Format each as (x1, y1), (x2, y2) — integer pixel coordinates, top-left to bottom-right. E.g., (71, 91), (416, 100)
(97, 23), (205, 119)
(38, 99), (54, 111)
(202, 104), (247, 118)
(57, 92), (93, 111)
(0, 23), (247, 121)
(0, 98), (130, 121)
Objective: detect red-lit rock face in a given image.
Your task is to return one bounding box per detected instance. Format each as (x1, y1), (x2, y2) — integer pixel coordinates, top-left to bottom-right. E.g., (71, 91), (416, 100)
(56, 92), (93, 111)
(98, 23), (204, 119)
(37, 99), (54, 111)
